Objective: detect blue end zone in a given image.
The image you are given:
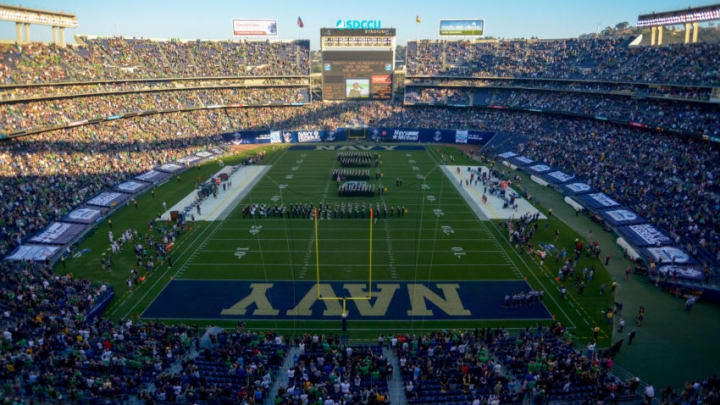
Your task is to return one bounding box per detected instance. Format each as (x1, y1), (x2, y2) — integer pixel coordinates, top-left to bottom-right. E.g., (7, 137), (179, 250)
(287, 145), (426, 151)
(142, 280), (551, 321)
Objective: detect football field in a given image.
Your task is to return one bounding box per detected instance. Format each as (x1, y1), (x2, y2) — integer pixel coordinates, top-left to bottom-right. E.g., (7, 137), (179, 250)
(86, 145), (611, 341)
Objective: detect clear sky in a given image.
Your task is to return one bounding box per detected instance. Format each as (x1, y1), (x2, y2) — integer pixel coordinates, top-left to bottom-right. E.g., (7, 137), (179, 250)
(1, 0), (717, 48)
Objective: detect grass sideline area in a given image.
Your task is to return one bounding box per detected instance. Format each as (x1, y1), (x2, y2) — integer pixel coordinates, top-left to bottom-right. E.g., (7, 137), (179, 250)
(60, 143), (614, 345)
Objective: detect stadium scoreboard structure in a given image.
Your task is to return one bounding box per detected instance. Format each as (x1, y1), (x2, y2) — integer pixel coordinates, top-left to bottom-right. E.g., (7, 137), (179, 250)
(320, 28), (396, 100)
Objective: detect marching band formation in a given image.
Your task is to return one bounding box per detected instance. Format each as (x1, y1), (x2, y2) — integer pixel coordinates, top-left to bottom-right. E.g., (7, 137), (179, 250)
(337, 152), (378, 167)
(331, 168), (371, 181)
(338, 181), (378, 197)
(241, 202), (406, 219)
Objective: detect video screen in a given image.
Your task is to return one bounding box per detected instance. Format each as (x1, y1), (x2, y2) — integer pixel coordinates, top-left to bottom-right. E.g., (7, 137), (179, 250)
(322, 50), (393, 100)
(346, 79), (370, 98)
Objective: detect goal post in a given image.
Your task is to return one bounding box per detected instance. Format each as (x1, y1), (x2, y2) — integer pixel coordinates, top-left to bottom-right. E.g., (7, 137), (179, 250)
(314, 207), (374, 314)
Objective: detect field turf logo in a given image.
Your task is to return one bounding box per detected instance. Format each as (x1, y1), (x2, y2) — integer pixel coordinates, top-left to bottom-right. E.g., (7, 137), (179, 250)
(335, 19), (382, 29)
(142, 280), (551, 321)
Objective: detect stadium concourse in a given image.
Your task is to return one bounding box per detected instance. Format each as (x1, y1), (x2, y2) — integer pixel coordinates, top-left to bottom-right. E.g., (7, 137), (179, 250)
(0, 21), (720, 405)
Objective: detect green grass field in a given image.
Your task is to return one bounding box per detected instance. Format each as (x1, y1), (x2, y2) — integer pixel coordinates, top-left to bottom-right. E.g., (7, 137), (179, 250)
(61, 144), (614, 344)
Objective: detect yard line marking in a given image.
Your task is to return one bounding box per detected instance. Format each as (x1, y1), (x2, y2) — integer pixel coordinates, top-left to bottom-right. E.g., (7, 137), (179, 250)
(198, 249), (505, 254)
(186, 263), (515, 267)
(171, 278), (526, 282)
(209, 237), (497, 241)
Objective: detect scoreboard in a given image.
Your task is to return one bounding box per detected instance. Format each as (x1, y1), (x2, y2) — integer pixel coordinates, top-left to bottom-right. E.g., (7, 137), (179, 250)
(321, 28), (395, 100)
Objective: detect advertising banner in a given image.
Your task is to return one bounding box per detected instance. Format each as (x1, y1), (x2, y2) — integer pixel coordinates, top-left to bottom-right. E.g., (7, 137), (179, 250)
(439, 19), (484, 36)
(509, 156), (534, 166)
(599, 208), (646, 226)
(195, 150), (216, 159)
(455, 130), (468, 144)
(29, 222), (87, 245)
(156, 163), (185, 173)
(298, 130), (323, 143)
(115, 180), (151, 195)
(543, 170), (575, 184)
(642, 246), (695, 264)
(657, 265), (705, 281)
(562, 182), (594, 195)
(175, 155), (203, 166)
(62, 206), (104, 224)
(6, 244), (60, 261)
(617, 224), (672, 247)
(578, 192), (621, 210)
(86, 191), (130, 208)
(232, 19), (277, 36)
(526, 164), (552, 174)
(135, 169), (172, 184)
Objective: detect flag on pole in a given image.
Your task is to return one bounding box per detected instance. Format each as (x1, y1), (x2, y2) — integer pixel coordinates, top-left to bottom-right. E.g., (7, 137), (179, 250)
(416, 15), (421, 23)
(297, 16), (304, 28)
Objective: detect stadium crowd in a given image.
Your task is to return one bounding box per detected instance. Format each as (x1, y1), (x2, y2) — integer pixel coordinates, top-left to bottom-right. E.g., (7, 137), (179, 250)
(394, 326), (637, 404)
(406, 38), (720, 85)
(0, 259), (286, 403)
(405, 77), (714, 101)
(0, 110), (228, 257)
(0, 37), (309, 84)
(278, 336), (391, 404)
(514, 116), (720, 266)
(1, 87), (310, 133)
(404, 86), (720, 136)
(0, 78), (309, 101)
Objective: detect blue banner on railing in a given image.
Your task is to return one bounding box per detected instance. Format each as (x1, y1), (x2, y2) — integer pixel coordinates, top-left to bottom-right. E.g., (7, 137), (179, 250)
(221, 128), (493, 145)
(370, 127), (492, 145)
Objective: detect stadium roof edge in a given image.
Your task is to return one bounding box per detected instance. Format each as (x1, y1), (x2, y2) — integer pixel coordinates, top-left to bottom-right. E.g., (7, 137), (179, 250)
(0, 4), (76, 18)
(638, 3), (720, 20)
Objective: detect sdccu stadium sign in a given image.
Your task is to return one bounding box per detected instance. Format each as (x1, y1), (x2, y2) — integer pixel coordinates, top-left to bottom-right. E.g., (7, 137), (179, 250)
(142, 280), (551, 320)
(336, 19), (382, 29)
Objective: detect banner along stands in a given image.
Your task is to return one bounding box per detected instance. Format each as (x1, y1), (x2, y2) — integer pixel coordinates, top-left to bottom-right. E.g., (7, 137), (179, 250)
(509, 156), (534, 167)
(543, 170), (575, 184)
(642, 246), (695, 265)
(617, 223), (672, 247)
(28, 222), (87, 245)
(6, 244), (61, 261)
(155, 163), (185, 174)
(115, 180), (151, 195)
(657, 265), (705, 281)
(600, 208), (646, 226)
(86, 191), (130, 208)
(562, 182), (594, 196)
(578, 192), (621, 210)
(62, 206), (104, 224)
(134, 169), (172, 185)
(525, 163), (553, 174)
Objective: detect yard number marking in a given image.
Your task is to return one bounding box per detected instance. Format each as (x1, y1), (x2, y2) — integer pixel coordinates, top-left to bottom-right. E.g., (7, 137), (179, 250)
(451, 246), (466, 259)
(441, 225), (454, 236)
(235, 247), (249, 259)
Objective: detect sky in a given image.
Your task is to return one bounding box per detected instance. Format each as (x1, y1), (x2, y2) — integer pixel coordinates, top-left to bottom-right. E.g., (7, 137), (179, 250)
(0, 0), (717, 49)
